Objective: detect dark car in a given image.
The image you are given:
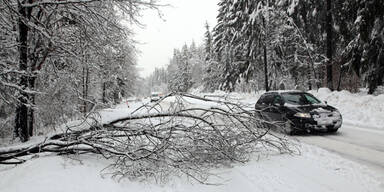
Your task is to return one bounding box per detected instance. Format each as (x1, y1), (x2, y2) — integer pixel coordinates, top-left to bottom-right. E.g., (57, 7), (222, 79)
(255, 90), (342, 134)
(150, 92), (162, 102)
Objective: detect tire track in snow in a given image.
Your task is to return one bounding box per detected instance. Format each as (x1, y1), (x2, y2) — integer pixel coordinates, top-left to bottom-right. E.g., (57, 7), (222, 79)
(294, 125), (384, 174)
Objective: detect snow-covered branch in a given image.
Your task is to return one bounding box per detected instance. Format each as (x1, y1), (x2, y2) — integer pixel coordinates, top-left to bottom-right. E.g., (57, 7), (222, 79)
(0, 93), (294, 183)
(0, 82), (42, 95)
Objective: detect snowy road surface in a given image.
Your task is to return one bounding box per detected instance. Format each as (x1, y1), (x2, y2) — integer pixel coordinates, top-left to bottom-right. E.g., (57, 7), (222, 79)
(1, 97), (384, 192)
(294, 123), (384, 174)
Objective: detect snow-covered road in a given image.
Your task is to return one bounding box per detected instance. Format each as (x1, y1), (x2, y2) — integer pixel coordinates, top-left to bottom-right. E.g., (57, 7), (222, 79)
(294, 124), (384, 174)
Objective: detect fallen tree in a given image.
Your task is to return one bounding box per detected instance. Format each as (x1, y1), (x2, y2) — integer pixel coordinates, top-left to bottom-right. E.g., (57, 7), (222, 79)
(0, 93), (295, 183)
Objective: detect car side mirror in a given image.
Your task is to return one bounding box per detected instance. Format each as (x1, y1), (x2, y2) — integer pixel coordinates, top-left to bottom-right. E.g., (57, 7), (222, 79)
(274, 100), (285, 107)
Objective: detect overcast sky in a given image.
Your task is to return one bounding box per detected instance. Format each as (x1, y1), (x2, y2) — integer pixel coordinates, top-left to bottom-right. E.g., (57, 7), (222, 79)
(133, 0), (219, 77)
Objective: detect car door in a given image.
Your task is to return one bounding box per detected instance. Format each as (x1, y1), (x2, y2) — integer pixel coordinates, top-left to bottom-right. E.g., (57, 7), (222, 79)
(269, 94), (285, 122)
(255, 94), (274, 120)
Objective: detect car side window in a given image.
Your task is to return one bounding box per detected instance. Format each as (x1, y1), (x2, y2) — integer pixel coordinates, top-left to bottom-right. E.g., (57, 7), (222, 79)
(257, 95), (266, 105)
(303, 94), (321, 104)
(263, 94), (275, 105)
(257, 95), (267, 105)
(272, 95), (283, 105)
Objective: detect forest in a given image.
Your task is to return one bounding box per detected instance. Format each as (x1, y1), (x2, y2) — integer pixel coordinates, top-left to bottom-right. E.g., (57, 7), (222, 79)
(0, 0), (160, 141)
(149, 0), (384, 96)
(1, 0), (384, 143)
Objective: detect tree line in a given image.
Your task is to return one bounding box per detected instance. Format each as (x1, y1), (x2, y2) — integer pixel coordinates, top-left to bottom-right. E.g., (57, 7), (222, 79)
(146, 41), (205, 93)
(151, 0), (383, 95)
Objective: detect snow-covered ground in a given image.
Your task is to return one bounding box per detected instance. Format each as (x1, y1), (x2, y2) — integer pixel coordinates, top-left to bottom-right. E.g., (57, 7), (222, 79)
(1, 89), (384, 192)
(1, 143), (383, 192)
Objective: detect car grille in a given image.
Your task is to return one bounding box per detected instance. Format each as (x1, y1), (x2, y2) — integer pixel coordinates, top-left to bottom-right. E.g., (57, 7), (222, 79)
(313, 112), (333, 119)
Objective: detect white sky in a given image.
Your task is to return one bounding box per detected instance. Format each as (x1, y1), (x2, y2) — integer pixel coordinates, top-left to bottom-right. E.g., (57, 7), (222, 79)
(133, 0), (219, 77)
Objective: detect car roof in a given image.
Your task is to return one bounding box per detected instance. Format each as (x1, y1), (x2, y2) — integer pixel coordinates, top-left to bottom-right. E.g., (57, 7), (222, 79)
(264, 90), (305, 95)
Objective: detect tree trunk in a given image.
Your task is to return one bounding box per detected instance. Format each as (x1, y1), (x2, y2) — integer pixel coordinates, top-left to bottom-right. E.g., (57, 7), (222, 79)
(337, 64), (343, 91)
(82, 67), (86, 113)
(262, 14), (269, 92)
(82, 66), (90, 113)
(85, 67), (89, 109)
(306, 64), (312, 90)
(15, 1), (33, 142)
(102, 82), (107, 104)
(28, 76), (36, 137)
(263, 45), (269, 92)
(326, 0), (333, 90)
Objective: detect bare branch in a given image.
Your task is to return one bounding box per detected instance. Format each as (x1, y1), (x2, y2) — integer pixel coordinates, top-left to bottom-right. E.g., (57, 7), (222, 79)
(0, 93), (295, 183)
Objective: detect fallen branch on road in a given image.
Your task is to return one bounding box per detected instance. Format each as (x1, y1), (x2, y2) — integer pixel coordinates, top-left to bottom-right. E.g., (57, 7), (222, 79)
(0, 93), (295, 183)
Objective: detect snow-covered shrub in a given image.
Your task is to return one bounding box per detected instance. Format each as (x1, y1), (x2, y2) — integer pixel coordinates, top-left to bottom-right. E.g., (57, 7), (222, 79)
(34, 68), (80, 133)
(373, 86), (384, 96)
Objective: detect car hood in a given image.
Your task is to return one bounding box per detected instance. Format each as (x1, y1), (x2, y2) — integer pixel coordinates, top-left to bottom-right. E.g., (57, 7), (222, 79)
(285, 104), (337, 114)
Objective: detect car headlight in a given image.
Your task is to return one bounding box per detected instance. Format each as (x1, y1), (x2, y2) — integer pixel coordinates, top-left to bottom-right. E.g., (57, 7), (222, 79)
(294, 112), (311, 118)
(333, 110), (342, 118)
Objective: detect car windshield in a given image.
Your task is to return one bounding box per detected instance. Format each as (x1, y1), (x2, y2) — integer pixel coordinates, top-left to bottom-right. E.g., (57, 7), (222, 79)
(151, 93), (159, 97)
(281, 92), (321, 105)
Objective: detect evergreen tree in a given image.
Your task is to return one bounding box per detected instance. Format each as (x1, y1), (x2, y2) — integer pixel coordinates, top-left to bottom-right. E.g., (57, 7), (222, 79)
(346, 0), (384, 94)
(202, 22), (222, 92)
(212, 0), (253, 92)
(179, 44), (193, 92)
